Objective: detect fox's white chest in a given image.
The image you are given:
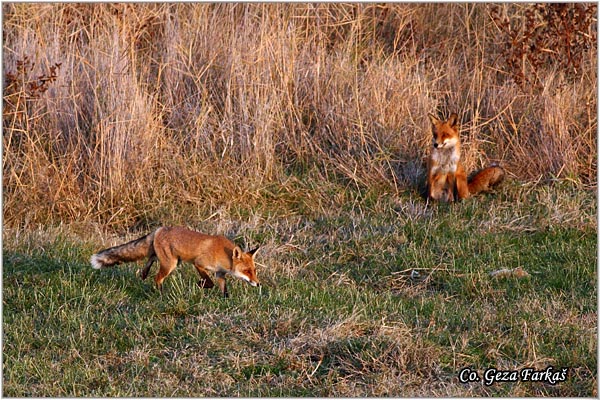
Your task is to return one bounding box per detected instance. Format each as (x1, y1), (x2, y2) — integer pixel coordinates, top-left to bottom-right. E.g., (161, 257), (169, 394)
(430, 148), (460, 174)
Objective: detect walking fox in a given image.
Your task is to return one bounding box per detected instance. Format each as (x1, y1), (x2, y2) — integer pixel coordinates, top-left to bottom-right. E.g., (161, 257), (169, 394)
(427, 113), (504, 202)
(90, 226), (260, 297)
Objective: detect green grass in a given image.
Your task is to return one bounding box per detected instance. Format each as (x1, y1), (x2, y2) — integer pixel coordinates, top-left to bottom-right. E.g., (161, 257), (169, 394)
(3, 184), (596, 397)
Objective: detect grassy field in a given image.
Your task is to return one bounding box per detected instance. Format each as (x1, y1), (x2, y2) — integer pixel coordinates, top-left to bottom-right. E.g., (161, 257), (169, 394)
(2, 3), (597, 397)
(3, 181), (597, 397)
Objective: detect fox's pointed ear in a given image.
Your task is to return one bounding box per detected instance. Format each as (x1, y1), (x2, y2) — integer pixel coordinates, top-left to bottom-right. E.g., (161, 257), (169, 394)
(233, 246), (243, 259)
(428, 113), (441, 125)
(448, 113), (459, 128)
(248, 246), (260, 258)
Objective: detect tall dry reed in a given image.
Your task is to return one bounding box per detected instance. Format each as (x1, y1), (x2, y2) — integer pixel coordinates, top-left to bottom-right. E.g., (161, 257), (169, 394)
(3, 3), (597, 228)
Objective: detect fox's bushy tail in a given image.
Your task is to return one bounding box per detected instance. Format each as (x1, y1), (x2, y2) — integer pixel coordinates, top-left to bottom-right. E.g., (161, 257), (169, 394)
(91, 232), (155, 269)
(467, 165), (505, 196)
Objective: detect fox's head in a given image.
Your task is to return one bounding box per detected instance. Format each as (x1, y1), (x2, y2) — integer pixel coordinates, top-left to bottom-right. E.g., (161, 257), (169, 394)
(231, 246), (261, 287)
(429, 113), (460, 150)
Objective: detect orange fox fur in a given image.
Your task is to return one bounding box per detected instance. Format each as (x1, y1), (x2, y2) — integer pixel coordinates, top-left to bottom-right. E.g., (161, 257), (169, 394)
(91, 226), (260, 297)
(427, 113), (504, 202)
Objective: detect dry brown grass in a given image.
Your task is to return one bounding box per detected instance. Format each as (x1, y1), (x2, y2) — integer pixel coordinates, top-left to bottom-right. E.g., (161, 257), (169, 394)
(3, 3), (597, 229)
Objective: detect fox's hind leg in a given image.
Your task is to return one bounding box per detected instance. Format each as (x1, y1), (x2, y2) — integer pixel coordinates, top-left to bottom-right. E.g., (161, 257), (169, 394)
(153, 247), (178, 293)
(140, 253), (157, 280)
(154, 260), (177, 293)
(456, 177), (469, 200)
(455, 165), (469, 200)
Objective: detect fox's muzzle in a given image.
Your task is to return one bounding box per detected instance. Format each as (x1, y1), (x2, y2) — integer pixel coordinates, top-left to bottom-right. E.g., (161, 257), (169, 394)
(234, 271), (260, 287)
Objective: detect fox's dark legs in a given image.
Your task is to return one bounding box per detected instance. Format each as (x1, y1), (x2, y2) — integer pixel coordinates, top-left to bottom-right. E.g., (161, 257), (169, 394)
(140, 254), (157, 280)
(197, 271), (215, 289)
(193, 263), (215, 289)
(216, 271), (229, 298)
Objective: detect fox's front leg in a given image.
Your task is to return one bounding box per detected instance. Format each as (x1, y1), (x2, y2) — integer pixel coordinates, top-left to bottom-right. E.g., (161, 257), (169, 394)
(428, 173), (446, 201)
(216, 271), (229, 298)
(429, 173), (454, 202)
(193, 263), (215, 289)
(440, 187), (453, 203)
(445, 174), (456, 202)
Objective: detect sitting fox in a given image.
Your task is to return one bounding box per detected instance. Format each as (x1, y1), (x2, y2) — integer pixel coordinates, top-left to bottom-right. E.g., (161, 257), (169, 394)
(427, 113), (504, 202)
(91, 226), (260, 298)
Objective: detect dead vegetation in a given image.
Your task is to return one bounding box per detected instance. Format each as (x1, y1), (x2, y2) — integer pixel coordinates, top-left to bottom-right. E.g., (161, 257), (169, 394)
(2, 3), (597, 229)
